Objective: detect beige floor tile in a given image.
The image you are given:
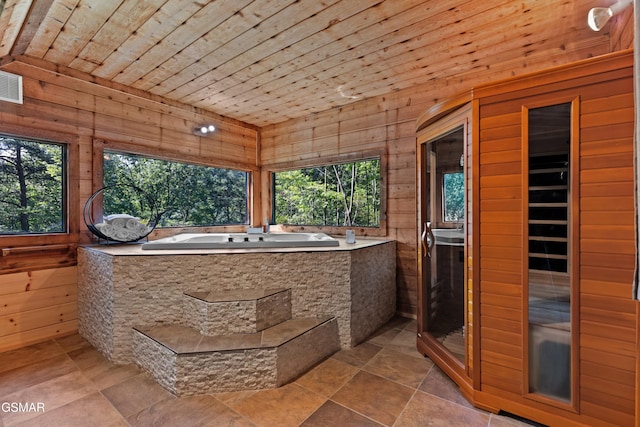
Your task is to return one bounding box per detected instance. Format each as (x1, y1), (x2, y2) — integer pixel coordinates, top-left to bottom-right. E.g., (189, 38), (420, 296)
(9, 392), (127, 427)
(331, 342), (382, 368)
(402, 318), (417, 332)
(212, 389), (258, 406)
(300, 400), (383, 426)
(385, 329), (425, 359)
(295, 358), (359, 397)
(131, 394), (255, 427)
(0, 342), (65, 375)
(419, 365), (474, 408)
(101, 373), (174, 419)
(0, 355), (77, 399)
(363, 348), (433, 389)
(67, 346), (140, 390)
(53, 333), (92, 354)
(330, 371), (414, 426)
(363, 325), (403, 347)
(395, 390), (490, 427)
(227, 383), (325, 427)
(1, 371), (98, 426)
(0, 316), (514, 427)
(384, 316), (415, 332)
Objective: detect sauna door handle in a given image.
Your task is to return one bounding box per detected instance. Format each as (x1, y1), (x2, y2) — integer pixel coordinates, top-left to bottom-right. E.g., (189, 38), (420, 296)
(422, 222), (435, 258)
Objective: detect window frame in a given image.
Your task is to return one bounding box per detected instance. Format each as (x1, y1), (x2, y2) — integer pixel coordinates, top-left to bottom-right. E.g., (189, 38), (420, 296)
(267, 150), (387, 237)
(93, 139), (254, 235)
(522, 96), (579, 411)
(0, 128), (78, 274)
(0, 130), (79, 247)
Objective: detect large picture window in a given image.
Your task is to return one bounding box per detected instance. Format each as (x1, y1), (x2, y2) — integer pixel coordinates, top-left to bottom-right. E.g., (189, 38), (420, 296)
(0, 135), (66, 234)
(103, 151), (248, 227)
(273, 158), (381, 227)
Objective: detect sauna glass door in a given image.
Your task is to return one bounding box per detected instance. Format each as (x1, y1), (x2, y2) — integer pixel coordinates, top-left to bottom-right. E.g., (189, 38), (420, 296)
(420, 126), (466, 362)
(527, 102), (573, 404)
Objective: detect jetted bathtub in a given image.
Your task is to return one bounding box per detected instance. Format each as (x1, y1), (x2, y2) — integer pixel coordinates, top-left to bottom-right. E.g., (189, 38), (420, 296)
(141, 232), (339, 250)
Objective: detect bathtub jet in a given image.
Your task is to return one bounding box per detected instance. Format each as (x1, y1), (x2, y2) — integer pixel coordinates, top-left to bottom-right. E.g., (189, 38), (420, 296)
(141, 232), (340, 250)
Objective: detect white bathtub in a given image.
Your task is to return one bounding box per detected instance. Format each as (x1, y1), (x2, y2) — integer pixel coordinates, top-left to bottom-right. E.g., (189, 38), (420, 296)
(141, 232), (339, 250)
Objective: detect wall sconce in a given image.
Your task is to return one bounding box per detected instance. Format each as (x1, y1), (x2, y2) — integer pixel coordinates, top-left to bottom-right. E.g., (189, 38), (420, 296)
(587, 0), (633, 31)
(193, 124), (216, 136)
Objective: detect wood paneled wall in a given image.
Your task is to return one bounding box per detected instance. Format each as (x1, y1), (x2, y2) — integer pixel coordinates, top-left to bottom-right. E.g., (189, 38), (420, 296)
(0, 58), (258, 353)
(474, 52), (635, 426)
(1, 267), (78, 351)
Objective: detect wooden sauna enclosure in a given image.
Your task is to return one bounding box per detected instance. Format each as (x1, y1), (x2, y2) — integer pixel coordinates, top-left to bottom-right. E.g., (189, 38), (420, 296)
(416, 50), (636, 426)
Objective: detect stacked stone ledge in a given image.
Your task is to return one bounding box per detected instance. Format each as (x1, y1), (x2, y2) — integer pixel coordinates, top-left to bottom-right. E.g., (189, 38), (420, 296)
(132, 287), (339, 396)
(183, 288), (292, 335)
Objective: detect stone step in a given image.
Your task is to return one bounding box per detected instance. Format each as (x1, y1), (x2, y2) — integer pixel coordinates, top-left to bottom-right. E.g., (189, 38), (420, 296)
(182, 287), (291, 335)
(132, 316), (339, 396)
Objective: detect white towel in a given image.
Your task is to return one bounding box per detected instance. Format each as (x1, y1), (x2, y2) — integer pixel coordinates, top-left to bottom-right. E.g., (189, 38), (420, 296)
(96, 214), (149, 241)
(105, 214), (140, 229)
(125, 218), (139, 229)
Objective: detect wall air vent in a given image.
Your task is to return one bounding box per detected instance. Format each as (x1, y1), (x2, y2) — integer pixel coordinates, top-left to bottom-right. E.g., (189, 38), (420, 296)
(0, 70), (23, 104)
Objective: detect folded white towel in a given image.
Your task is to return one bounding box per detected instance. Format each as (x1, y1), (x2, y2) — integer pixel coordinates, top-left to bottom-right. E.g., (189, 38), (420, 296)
(95, 214), (149, 241)
(95, 223), (115, 236)
(105, 214), (138, 221)
(104, 214), (140, 229)
(125, 218), (139, 229)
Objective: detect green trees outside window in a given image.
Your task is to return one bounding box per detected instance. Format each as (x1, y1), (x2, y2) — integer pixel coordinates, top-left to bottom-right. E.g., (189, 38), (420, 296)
(273, 159), (381, 227)
(443, 172), (464, 222)
(103, 152), (248, 227)
(0, 135), (65, 234)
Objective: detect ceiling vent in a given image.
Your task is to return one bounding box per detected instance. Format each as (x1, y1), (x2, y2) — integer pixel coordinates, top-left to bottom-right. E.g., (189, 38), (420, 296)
(0, 70), (23, 104)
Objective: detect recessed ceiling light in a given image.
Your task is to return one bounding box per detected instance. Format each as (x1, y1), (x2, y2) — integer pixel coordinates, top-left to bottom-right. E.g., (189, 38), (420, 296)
(193, 124), (216, 136)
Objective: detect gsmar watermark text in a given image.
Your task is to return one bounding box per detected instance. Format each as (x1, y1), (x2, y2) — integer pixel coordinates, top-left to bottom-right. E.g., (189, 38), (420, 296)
(1, 402), (45, 413)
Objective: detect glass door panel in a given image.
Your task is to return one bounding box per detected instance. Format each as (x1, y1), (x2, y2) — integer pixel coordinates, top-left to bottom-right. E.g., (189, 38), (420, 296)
(527, 102), (572, 403)
(420, 126), (466, 362)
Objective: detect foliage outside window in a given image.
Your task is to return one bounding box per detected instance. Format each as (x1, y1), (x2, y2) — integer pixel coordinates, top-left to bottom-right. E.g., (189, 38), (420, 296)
(103, 152), (248, 227)
(273, 158), (381, 227)
(0, 135), (65, 234)
(443, 172), (464, 222)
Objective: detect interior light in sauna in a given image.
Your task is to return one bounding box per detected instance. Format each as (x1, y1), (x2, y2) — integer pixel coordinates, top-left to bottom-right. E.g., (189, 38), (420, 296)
(587, 0), (633, 31)
(193, 124), (216, 136)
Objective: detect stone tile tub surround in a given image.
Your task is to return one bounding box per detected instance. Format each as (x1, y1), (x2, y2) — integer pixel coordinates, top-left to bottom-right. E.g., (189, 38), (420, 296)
(77, 238), (396, 364)
(132, 316), (340, 395)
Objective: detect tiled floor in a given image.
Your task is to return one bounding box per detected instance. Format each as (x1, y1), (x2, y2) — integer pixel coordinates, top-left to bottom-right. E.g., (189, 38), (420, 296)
(0, 317), (537, 427)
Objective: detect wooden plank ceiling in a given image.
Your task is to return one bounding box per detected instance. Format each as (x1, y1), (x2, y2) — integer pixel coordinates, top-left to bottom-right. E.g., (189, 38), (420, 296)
(0, 0), (610, 127)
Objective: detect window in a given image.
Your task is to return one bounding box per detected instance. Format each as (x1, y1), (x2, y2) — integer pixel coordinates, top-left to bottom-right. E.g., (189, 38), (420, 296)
(526, 102), (573, 404)
(443, 172), (464, 222)
(0, 135), (66, 234)
(103, 151), (248, 227)
(273, 158), (381, 227)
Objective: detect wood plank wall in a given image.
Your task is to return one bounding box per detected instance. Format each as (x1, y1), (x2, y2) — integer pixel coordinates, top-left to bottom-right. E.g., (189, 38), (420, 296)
(0, 58), (258, 353)
(475, 54), (635, 426)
